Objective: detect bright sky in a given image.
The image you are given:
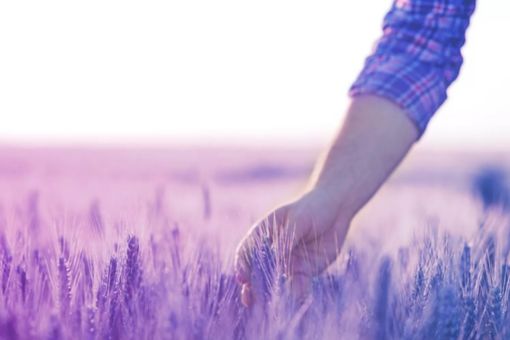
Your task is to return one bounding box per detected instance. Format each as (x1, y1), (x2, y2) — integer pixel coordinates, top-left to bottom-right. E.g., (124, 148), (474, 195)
(0, 1), (508, 149)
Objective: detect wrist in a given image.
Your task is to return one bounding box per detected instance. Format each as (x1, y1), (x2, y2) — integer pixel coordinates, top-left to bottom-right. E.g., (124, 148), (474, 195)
(305, 181), (358, 223)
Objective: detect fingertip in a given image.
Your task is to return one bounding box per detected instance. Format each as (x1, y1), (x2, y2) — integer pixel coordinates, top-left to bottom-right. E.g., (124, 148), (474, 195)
(240, 283), (252, 307)
(235, 270), (249, 285)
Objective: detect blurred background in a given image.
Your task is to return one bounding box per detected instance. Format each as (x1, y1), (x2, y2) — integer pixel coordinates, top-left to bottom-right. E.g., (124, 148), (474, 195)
(0, 0), (508, 150)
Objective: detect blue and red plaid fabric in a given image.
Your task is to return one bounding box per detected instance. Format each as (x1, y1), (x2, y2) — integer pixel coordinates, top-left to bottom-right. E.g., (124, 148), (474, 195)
(349, 0), (476, 137)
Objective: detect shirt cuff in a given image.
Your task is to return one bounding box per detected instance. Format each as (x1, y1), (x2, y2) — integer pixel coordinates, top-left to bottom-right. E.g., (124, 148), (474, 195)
(349, 54), (447, 139)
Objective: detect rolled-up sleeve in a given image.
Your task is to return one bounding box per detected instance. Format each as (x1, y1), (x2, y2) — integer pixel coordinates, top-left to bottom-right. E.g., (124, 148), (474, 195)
(349, 0), (476, 137)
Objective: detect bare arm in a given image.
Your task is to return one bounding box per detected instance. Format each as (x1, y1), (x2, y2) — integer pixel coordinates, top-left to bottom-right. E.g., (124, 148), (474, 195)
(310, 95), (418, 222)
(235, 0), (475, 304)
(235, 95), (417, 305)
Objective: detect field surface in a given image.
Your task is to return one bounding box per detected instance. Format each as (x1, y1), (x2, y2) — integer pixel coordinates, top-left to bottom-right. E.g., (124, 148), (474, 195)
(1, 146), (510, 339)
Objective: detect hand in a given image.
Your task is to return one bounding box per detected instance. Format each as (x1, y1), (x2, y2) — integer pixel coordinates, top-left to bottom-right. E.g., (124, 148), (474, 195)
(234, 187), (352, 306)
(234, 96), (418, 307)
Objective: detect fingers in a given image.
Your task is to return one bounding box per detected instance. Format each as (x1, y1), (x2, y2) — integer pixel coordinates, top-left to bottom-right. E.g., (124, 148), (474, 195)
(290, 222), (349, 279)
(234, 208), (288, 306)
(234, 235), (252, 285)
(234, 205), (349, 307)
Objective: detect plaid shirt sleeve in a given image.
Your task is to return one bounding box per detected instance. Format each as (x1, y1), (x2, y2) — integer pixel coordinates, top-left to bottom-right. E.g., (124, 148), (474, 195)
(349, 0), (476, 138)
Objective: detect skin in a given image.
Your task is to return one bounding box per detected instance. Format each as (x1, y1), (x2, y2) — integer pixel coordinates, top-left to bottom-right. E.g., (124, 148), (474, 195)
(234, 94), (419, 306)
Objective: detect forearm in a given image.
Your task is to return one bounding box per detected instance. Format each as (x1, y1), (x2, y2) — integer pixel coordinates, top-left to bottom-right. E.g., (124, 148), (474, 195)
(309, 95), (418, 220)
(318, 0), (474, 221)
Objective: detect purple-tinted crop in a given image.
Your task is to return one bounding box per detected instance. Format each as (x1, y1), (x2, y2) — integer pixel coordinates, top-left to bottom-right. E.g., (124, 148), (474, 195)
(1, 147), (510, 339)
